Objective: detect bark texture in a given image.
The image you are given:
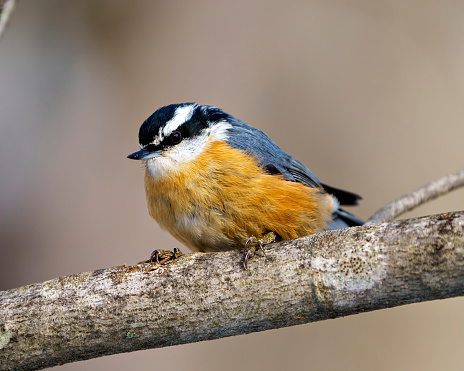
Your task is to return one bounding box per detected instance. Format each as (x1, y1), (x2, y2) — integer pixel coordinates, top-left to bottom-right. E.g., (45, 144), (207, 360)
(1, 211), (464, 370)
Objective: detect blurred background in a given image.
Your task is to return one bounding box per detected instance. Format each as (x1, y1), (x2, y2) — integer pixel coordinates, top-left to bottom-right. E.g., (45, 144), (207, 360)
(1, 1), (464, 370)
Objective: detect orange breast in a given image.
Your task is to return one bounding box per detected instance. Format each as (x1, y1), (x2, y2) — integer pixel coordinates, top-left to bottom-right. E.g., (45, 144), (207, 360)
(144, 140), (331, 252)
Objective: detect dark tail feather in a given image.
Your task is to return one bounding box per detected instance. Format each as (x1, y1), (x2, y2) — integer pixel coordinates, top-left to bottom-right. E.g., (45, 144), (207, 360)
(327, 208), (364, 230)
(321, 183), (362, 206)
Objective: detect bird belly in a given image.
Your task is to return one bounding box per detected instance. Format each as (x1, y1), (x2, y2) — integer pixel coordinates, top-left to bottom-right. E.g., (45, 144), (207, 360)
(144, 140), (331, 252)
(144, 171), (238, 252)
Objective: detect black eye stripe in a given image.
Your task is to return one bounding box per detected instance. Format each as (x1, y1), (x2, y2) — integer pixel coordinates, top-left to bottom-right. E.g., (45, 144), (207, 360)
(144, 143), (160, 152)
(143, 130), (184, 152)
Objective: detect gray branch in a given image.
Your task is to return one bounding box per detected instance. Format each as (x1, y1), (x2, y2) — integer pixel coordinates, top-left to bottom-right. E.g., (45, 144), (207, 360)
(367, 168), (464, 224)
(1, 211), (464, 371)
(0, 0), (16, 41)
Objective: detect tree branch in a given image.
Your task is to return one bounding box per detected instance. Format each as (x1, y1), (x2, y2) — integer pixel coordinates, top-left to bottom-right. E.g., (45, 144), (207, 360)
(1, 211), (464, 370)
(0, 0), (16, 41)
(367, 168), (464, 224)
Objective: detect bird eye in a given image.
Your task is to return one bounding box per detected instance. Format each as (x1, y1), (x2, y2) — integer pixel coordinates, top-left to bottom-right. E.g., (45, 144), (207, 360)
(171, 130), (182, 144)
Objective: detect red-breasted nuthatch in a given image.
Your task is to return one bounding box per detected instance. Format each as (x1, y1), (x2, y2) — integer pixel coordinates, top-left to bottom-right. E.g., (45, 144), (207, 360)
(128, 103), (362, 266)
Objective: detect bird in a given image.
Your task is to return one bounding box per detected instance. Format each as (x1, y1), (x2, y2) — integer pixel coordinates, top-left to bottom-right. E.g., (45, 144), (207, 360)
(128, 103), (362, 268)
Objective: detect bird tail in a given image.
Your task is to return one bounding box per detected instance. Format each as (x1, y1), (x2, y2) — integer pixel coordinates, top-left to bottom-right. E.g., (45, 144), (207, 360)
(324, 186), (364, 230)
(328, 208), (364, 230)
(321, 183), (362, 206)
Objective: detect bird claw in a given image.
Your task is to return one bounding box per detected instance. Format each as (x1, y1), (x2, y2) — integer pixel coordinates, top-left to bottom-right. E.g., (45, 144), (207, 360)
(150, 249), (161, 264)
(245, 237), (266, 256)
(243, 249), (253, 270)
(242, 232), (276, 270)
(143, 248), (182, 273)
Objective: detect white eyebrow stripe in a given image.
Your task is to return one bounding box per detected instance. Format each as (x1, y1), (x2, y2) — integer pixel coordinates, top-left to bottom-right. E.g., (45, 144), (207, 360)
(209, 120), (231, 141)
(162, 104), (196, 138)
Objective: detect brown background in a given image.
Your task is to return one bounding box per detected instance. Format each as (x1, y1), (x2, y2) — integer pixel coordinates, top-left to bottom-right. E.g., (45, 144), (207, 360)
(1, 1), (464, 370)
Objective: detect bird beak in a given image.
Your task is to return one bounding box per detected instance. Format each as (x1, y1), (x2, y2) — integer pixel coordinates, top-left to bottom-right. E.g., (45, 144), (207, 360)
(127, 148), (161, 160)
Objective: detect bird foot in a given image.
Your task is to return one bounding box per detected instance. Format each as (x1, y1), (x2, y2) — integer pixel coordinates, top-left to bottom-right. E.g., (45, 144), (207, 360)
(142, 248), (182, 273)
(242, 232), (276, 270)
